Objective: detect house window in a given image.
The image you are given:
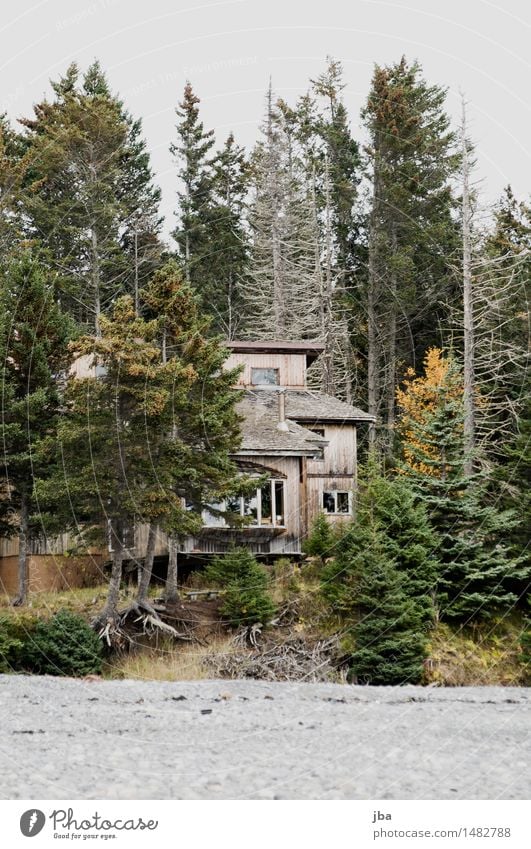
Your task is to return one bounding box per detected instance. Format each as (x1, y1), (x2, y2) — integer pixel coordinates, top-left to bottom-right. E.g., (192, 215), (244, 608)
(251, 367), (279, 386)
(323, 490), (351, 515)
(203, 480), (286, 528)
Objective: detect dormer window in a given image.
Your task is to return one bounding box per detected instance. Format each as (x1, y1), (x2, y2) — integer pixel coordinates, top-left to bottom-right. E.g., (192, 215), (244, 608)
(251, 367), (279, 386)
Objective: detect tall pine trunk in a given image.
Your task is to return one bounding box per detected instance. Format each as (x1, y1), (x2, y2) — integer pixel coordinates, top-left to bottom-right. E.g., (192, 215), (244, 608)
(100, 519), (125, 622)
(461, 99), (475, 476)
(13, 495), (29, 606)
(137, 523), (157, 603)
(165, 536), (179, 603)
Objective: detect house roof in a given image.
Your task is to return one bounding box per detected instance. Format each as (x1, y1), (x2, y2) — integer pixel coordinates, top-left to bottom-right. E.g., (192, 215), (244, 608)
(282, 389), (376, 423)
(235, 391), (328, 456)
(234, 388), (374, 456)
(226, 340), (325, 366)
(227, 340), (325, 354)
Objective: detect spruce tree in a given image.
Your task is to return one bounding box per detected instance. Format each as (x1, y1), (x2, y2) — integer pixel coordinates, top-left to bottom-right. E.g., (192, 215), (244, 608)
(0, 250), (73, 604)
(310, 57), (361, 280)
(350, 529), (427, 685)
(171, 82), (216, 288)
(0, 115), (27, 257)
(242, 85), (322, 341)
(203, 134), (250, 337)
(320, 482), (430, 685)
(321, 458), (437, 625)
(139, 261), (244, 602)
(362, 57), (460, 448)
(396, 348), (526, 622)
(20, 61), (162, 331)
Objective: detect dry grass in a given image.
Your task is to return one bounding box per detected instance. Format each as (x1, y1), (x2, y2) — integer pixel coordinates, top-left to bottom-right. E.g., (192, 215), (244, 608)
(425, 619), (526, 686)
(104, 634), (239, 682)
(0, 585), (111, 617)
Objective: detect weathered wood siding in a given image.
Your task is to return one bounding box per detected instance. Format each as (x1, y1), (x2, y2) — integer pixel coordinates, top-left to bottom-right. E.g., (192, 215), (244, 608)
(306, 424), (357, 477)
(0, 553), (104, 596)
(305, 425), (357, 526)
(0, 532), (101, 557)
(306, 475), (356, 526)
(225, 352), (307, 388)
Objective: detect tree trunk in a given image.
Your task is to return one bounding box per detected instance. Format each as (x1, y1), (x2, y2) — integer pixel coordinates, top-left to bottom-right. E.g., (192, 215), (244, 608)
(461, 98), (475, 477)
(367, 149), (382, 441)
(134, 228), (139, 316)
(100, 519), (124, 622)
(91, 226), (102, 338)
(12, 496), (28, 606)
(165, 536), (179, 603)
(386, 224), (398, 454)
(137, 523), (157, 603)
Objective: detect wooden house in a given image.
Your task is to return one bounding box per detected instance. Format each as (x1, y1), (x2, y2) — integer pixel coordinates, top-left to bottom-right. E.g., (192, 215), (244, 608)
(175, 340), (375, 556)
(0, 340), (374, 593)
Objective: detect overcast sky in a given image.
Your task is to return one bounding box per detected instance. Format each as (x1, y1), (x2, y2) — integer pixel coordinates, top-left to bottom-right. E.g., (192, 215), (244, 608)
(2, 0), (530, 240)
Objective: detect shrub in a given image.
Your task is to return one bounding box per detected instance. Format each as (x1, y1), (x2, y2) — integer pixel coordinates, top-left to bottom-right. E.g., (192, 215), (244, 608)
(520, 621), (531, 685)
(303, 512), (337, 563)
(22, 610), (103, 676)
(0, 613), (39, 673)
(205, 548), (276, 627)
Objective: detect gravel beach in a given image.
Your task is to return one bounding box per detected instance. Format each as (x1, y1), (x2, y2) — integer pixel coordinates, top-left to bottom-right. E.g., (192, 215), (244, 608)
(0, 676), (529, 799)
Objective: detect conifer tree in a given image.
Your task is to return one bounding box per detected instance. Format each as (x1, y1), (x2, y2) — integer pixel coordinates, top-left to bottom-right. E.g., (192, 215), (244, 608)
(47, 285), (243, 624)
(396, 348), (526, 621)
(310, 57), (361, 280)
(0, 250), (73, 604)
(200, 133), (250, 337)
(171, 82), (216, 288)
(0, 115), (27, 257)
(349, 530), (427, 685)
(320, 466), (431, 684)
(321, 458), (437, 624)
(362, 57), (460, 449)
(20, 61), (162, 332)
(242, 85), (322, 341)
(140, 261), (244, 602)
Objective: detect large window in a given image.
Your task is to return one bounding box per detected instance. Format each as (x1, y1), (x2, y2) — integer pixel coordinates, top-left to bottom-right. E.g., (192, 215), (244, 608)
(251, 367), (279, 386)
(323, 490), (351, 515)
(203, 480), (286, 528)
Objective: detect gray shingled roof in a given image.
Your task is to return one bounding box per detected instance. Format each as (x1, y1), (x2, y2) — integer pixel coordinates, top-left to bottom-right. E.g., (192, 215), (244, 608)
(234, 389), (373, 456)
(283, 389), (375, 422)
(235, 391), (328, 455)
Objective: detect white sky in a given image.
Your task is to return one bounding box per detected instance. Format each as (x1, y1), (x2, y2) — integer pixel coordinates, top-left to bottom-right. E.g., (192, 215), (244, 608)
(2, 0), (530, 241)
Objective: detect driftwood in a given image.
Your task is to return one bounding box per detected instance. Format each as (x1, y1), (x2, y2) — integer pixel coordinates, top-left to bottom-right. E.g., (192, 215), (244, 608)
(205, 632), (343, 683)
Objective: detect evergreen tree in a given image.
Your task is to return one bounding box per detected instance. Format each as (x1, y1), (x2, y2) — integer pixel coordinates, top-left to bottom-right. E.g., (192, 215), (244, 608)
(202, 134), (250, 337)
(322, 458), (437, 624)
(20, 61), (162, 332)
(396, 348), (526, 621)
(362, 57), (460, 449)
(242, 84), (322, 341)
(473, 187), (531, 463)
(139, 261), (244, 602)
(0, 250), (73, 604)
(320, 472), (430, 685)
(204, 547), (276, 627)
(310, 57), (361, 280)
(171, 82), (216, 288)
(303, 512), (337, 564)
(350, 530), (427, 685)
(0, 115), (27, 256)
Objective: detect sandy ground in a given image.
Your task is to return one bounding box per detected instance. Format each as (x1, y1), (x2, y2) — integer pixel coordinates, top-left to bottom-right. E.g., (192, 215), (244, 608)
(0, 676), (529, 799)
